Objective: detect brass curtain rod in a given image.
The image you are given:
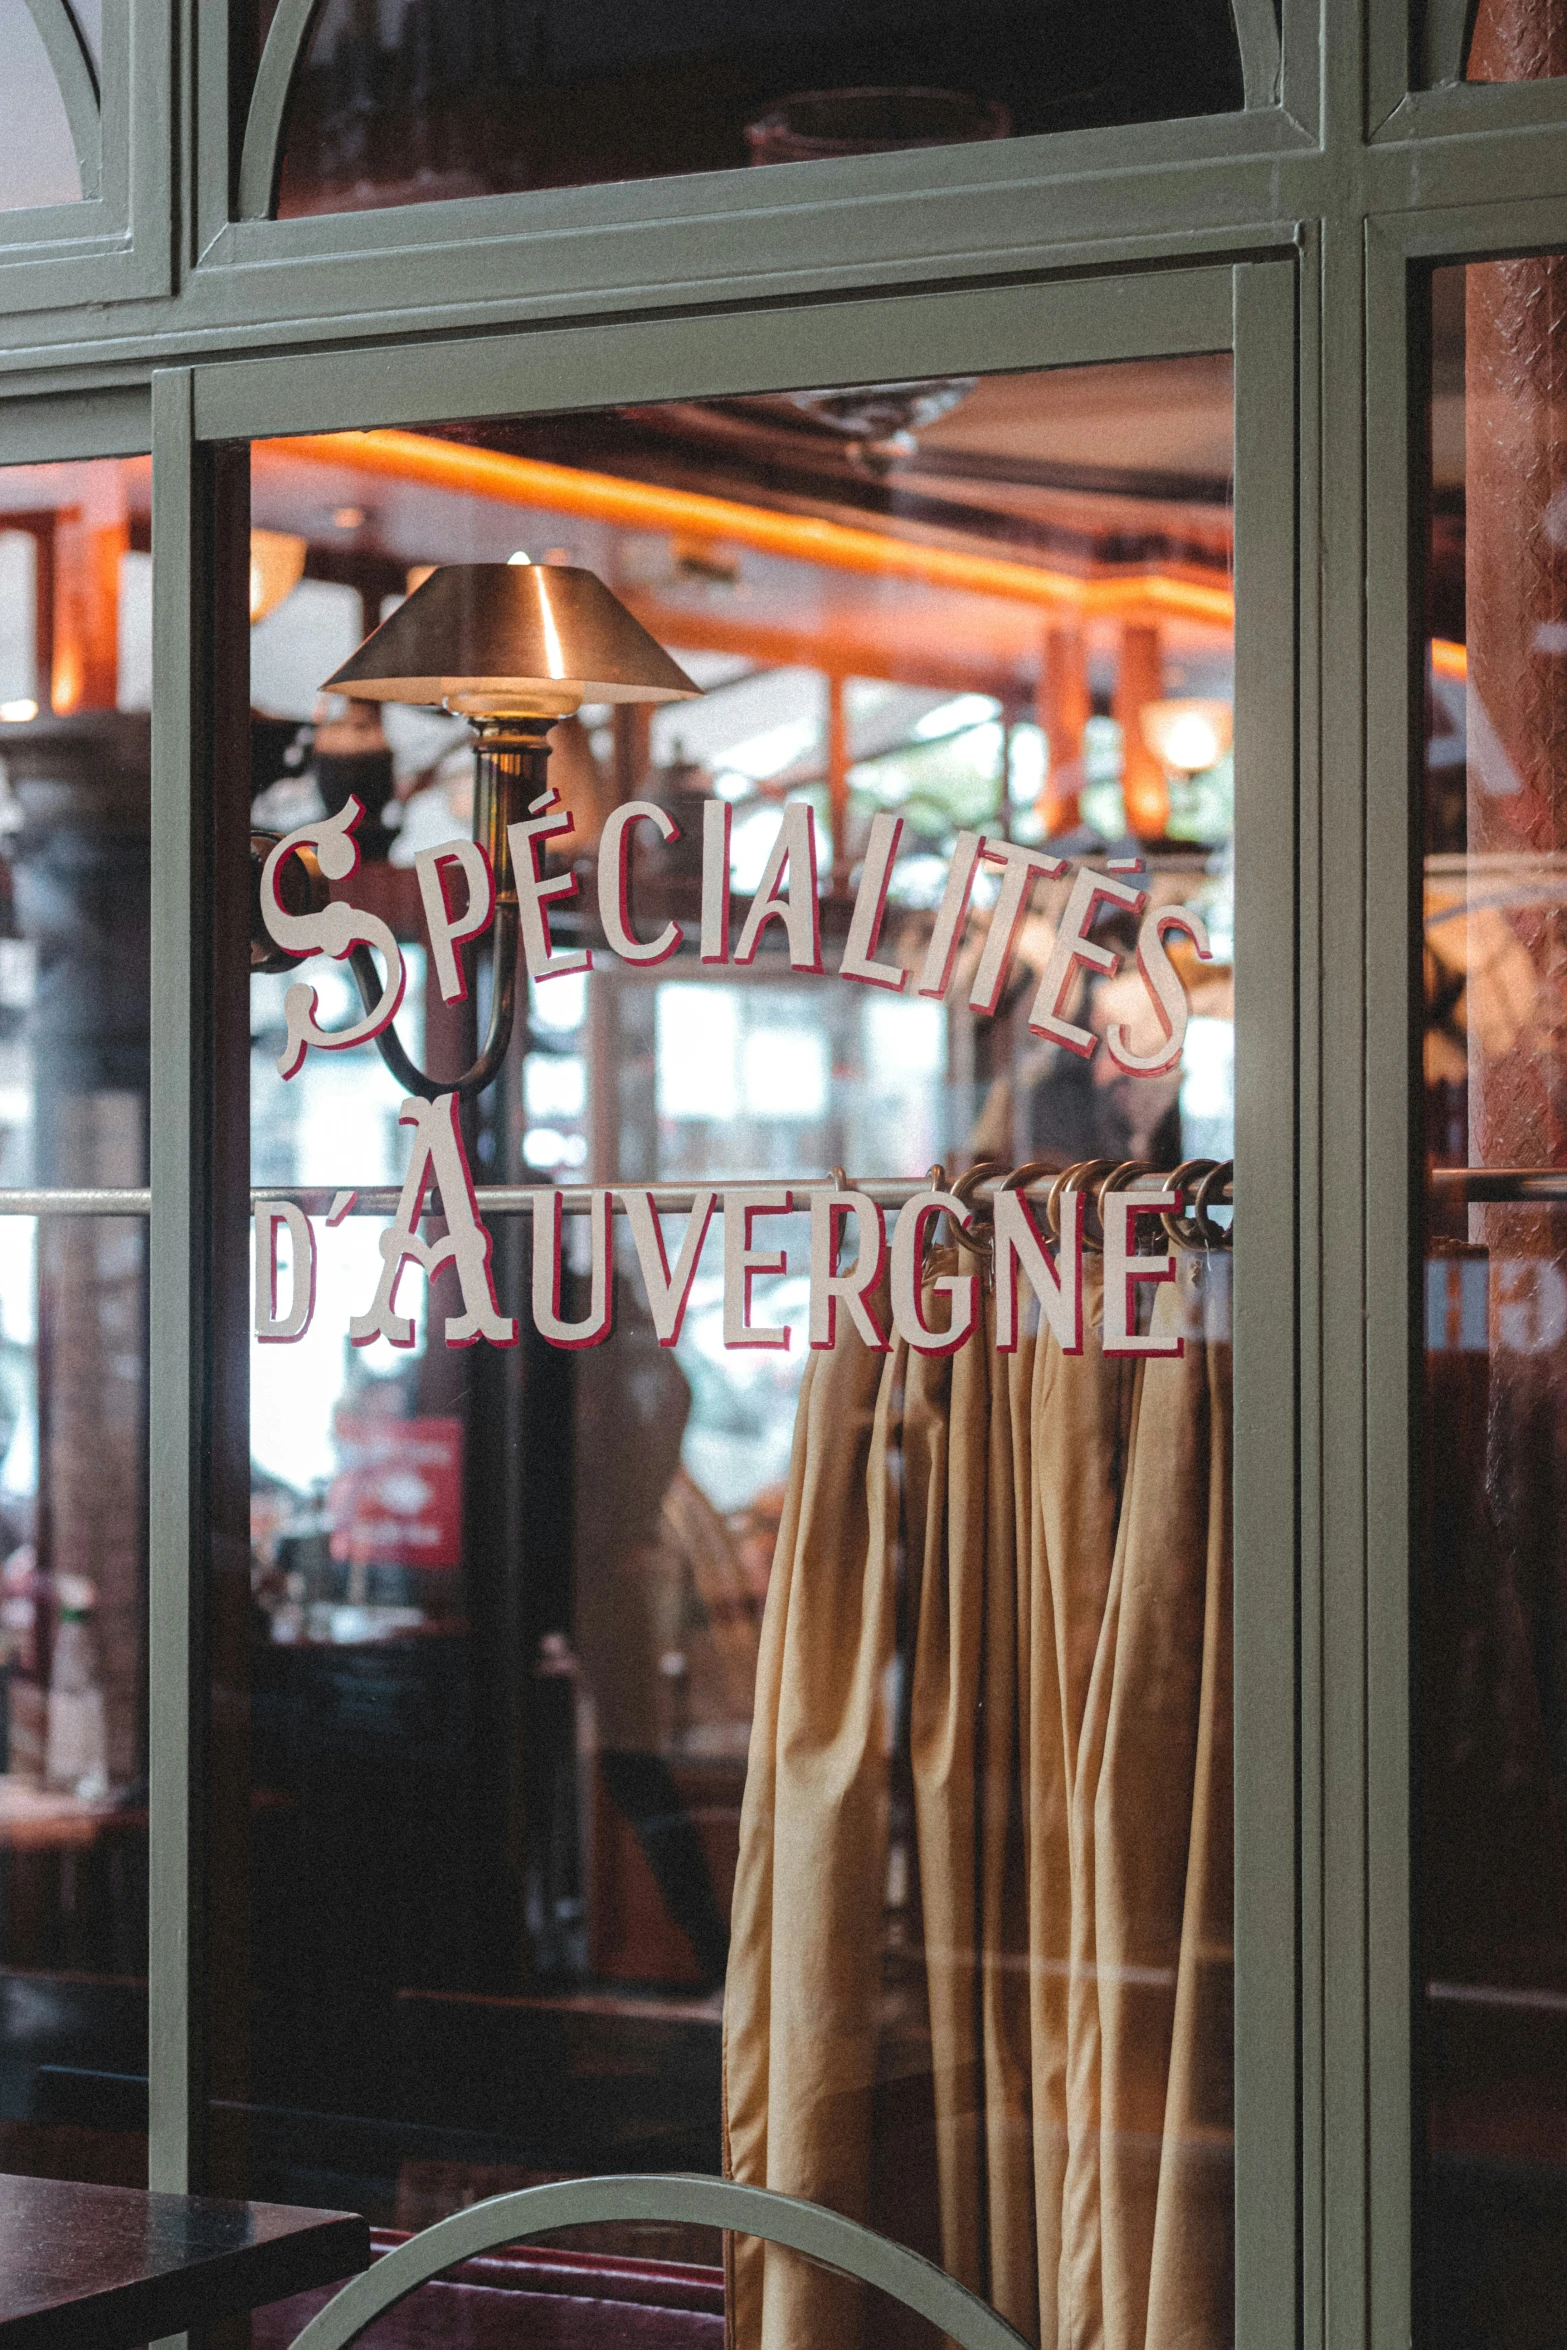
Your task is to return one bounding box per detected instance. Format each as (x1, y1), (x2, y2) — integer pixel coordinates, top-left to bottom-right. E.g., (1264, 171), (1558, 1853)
(249, 1172), (1235, 1218)
(0, 1170), (1560, 1218)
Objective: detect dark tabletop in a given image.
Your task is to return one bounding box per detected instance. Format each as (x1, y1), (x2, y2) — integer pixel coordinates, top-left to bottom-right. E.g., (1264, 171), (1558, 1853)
(0, 2172), (369, 2350)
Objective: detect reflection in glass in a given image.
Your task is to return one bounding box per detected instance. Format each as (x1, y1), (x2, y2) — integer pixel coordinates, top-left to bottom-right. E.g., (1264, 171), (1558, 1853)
(1421, 261), (1567, 2348)
(262, 0), (1244, 219)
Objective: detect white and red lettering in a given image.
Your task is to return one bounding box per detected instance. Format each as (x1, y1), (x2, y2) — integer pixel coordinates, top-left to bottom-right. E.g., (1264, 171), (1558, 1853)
(622, 1187), (716, 1346)
(722, 1187), (795, 1348)
(414, 839), (495, 1005)
(1028, 866), (1147, 1054)
(916, 830), (988, 1000)
(889, 1190), (979, 1355)
(597, 802), (684, 966)
(1102, 1188), (1183, 1358)
(531, 1187), (614, 1348)
(1103, 904), (1212, 1076)
(733, 802), (822, 972)
(701, 800), (732, 964)
(254, 1201), (316, 1342)
(261, 799), (407, 1078)
(993, 1186), (1083, 1354)
(969, 842), (1067, 1016)
(506, 788), (592, 985)
(348, 1092), (517, 1350)
(808, 1189), (888, 1349)
(838, 813), (908, 992)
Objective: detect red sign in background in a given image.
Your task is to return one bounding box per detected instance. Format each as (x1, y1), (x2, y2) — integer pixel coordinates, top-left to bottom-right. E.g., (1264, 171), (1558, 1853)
(329, 1413), (464, 1570)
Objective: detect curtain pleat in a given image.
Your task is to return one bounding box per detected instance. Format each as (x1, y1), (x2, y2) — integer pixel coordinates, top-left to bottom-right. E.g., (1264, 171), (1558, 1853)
(1145, 1256), (1234, 2350)
(1092, 1262), (1214, 2350)
(982, 1326), (1041, 2343)
(905, 1259), (993, 2306)
(725, 1234), (1234, 2350)
(723, 1301), (902, 2350)
(1052, 1261), (1142, 2350)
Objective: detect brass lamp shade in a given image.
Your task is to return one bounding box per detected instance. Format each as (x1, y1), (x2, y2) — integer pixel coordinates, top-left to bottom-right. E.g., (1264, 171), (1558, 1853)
(323, 561), (701, 721)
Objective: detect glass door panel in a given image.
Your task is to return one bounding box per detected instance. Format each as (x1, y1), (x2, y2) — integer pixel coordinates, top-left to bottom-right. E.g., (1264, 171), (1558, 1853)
(226, 355), (1238, 2342)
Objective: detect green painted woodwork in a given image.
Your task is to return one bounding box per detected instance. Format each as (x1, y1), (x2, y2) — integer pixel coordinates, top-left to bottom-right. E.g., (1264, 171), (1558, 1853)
(2, 7), (1564, 2347)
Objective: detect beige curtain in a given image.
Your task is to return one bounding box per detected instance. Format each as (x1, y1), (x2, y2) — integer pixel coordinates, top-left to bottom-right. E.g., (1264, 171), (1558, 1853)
(725, 1239), (1234, 2350)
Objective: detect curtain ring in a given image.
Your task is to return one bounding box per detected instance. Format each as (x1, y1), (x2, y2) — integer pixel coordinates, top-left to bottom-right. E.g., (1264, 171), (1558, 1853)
(1194, 1159), (1234, 1251)
(831, 1165), (849, 1191)
(949, 1157), (1005, 1262)
(1096, 1159), (1158, 1253)
(1047, 1158), (1117, 1243)
(1161, 1156), (1218, 1250)
(1000, 1158), (1065, 1204)
(953, 1158), (1006, 1212)
(1096, 1159), (1156, 1209)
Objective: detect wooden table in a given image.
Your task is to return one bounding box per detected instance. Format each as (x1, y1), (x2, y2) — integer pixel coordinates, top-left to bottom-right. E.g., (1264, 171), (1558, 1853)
(0, 2172), (369, 2350)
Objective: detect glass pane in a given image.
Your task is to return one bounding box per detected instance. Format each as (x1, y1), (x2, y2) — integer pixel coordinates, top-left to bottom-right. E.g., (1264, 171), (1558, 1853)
(0, 459), (154, 1167)
(0, 453), (154, 2190)
(0, 0), (81, 212)
(229, 359), (1236, 2344)
(258, 2), (1243, 218)
(1419, 261), (1567, 2345)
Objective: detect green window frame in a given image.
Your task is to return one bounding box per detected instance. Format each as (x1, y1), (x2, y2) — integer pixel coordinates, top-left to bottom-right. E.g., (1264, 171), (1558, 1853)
(0, 10), (1560, 2343)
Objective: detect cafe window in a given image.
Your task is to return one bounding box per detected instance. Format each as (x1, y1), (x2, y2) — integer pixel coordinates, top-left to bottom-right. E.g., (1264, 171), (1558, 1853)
(241, 0), (1246, 219)
(218, 342), (1249, 2347)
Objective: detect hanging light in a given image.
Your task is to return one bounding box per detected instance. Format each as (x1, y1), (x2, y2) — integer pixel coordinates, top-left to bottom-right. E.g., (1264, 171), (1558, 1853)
(1139, 697), (1233, 776)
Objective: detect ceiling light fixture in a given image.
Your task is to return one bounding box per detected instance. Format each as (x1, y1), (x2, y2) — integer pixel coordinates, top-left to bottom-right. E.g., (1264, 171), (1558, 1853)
(268, 432), (1237, 629)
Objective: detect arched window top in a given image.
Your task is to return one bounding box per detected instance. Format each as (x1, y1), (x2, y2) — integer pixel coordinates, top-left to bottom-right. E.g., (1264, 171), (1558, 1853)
(238, 0), (1267, 225)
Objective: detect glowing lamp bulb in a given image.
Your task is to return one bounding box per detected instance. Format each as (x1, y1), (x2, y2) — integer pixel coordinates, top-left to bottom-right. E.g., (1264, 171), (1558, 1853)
(1139, 697), (1233, 777)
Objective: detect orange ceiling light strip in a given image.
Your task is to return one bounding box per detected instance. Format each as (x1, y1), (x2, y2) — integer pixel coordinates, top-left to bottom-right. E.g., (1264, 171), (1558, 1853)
(267, 430), (1236, 630)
